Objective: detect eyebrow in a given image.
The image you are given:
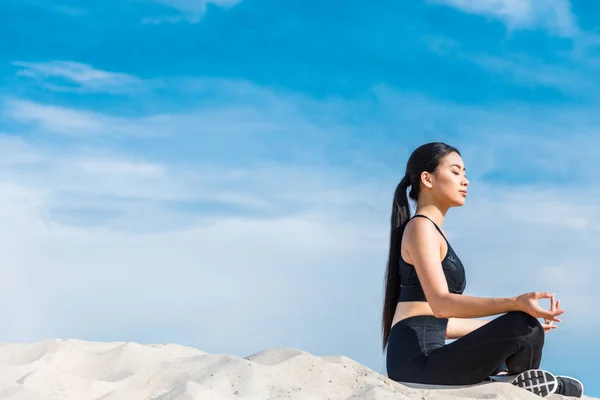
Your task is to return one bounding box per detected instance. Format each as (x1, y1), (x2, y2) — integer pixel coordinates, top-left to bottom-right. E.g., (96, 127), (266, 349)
(450, 164), (466, 171)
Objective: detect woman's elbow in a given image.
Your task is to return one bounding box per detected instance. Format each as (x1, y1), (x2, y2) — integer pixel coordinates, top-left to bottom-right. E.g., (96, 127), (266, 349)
(432, 308), (450, 318)
(429, 295), (452, 319)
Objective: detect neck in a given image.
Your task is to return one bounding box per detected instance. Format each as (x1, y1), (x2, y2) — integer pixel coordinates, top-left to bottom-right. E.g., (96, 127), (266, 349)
(414, 204), (447, 227)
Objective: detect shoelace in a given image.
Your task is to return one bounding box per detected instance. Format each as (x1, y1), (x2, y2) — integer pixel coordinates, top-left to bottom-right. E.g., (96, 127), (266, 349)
(556, 379), (564, 394)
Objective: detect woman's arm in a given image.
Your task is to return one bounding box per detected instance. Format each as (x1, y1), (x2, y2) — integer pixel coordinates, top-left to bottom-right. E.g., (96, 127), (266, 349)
(404, 218), (520, 319)
(446, 318), (489, 339)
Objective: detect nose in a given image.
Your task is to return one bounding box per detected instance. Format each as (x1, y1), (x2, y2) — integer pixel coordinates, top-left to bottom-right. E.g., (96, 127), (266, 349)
(462, 177), (469, 187)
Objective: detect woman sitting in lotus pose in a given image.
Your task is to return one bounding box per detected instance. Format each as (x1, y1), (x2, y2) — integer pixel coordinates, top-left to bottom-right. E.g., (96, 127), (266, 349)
(381, 142), (583, 398)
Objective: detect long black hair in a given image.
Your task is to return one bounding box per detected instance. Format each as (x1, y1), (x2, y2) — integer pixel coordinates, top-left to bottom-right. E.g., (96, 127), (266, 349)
(381, 142), (460, 351)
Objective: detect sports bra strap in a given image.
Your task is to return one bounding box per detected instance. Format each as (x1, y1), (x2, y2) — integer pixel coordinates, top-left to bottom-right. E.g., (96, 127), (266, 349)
(411, 214), (448, 241)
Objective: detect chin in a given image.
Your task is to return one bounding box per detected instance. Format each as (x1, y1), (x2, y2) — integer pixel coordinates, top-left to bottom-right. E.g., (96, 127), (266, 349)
(452, 197), (466, 207)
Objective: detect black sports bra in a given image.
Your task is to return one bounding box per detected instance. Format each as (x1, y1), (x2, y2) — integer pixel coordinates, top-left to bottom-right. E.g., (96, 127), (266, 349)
(398, 214), (466, 302)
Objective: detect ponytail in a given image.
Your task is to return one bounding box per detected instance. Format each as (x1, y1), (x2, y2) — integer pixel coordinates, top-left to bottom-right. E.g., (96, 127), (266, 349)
(381, 176), (412, 351)
(381, 142), (460, 352)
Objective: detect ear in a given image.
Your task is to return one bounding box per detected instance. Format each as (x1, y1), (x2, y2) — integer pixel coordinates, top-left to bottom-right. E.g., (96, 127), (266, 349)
(420, 171), (433, 189)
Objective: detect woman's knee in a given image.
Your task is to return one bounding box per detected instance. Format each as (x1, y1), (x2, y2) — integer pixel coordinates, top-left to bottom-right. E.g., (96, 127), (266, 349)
(504, 311), (544, 342)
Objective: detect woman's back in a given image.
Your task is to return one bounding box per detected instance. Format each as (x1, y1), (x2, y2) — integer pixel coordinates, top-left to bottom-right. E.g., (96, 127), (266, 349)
(392, 214), (466, 325)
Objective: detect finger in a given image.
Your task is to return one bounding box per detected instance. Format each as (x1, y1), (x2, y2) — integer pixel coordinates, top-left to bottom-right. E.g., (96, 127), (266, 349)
(541, 307), (565, 316)
(536, 292), (555, 299)
(542, 324), (558, 331)
(549, 297), (555, 326)
(539, 310), (563, 322)
(554, 300), (562, 323)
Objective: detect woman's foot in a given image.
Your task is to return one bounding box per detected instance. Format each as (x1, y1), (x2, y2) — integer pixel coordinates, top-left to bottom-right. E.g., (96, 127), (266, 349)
(556, 375), (584, 398)
(489, 369), (558, 397)
(510, 369), (558, 397)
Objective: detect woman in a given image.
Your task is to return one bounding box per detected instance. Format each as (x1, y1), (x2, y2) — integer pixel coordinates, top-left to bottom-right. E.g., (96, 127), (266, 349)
(382, 142), (583, 398)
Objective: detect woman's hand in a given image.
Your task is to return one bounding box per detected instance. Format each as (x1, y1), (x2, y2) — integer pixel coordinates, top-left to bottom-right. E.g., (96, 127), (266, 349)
(515, 291), (564, 322)
(542, 296), (561, 334)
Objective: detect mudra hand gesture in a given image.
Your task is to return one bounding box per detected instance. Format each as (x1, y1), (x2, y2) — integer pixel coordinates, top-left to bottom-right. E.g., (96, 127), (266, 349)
(542, 296), (561, 334)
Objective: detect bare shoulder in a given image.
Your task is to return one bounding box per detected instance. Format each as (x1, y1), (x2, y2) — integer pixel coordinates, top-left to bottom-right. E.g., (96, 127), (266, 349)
(402, 217), (444, 266)
(403, 217), (441, 248)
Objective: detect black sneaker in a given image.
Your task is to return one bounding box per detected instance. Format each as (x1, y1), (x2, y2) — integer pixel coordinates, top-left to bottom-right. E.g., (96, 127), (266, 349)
(556, 375), (584, 398)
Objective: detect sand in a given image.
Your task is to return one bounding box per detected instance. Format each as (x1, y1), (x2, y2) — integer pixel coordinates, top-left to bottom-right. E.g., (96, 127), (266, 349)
(0, 339), (592, 400)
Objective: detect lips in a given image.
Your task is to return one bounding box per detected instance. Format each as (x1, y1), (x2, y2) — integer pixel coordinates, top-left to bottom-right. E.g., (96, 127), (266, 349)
(459, 190), (468, 197)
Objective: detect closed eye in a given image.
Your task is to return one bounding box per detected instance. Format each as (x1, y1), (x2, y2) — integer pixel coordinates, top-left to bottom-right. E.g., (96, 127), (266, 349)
(453, 171), (467, 179)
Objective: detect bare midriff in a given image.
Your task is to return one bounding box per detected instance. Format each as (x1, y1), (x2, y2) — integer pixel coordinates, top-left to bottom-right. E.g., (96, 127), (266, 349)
(391, 301), (436, 327)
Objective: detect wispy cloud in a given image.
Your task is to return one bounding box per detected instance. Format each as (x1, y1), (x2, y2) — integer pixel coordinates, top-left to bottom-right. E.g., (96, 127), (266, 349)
(79, 159), (165, 178)
(469, 53), (588, 91)
(431, 0), (578, 37)
(423, 36), (591, 94)
(48, 4), (87, 16)
(17, 0), (88, 16)
(144, 0), (242, 24)
(2, 99), (168, 137)
(12, 61), (144, 93)
(5, 99), (105, 134)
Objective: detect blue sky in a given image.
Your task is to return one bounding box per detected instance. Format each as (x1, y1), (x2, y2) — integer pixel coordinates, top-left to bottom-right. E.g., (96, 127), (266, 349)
(1, 0), (600, 396)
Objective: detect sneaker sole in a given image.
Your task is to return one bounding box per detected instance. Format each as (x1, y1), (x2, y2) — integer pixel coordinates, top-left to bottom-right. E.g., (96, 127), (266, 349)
(511, 369), (558, 397)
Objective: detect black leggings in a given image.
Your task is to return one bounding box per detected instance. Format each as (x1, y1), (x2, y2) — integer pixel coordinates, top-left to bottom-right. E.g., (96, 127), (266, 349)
(386, 311), (545, 386)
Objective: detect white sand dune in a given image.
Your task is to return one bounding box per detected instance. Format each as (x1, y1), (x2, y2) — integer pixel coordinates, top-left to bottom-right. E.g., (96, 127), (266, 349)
(0, 339), (592, 400)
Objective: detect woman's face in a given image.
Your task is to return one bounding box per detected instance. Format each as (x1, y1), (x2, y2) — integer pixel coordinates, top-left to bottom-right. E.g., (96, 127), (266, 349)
(430, 152), (469, 207)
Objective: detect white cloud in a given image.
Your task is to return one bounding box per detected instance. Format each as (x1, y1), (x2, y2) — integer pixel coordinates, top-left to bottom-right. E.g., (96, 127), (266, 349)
(47, 4), (88, 16)
(469, 53), (589, 91)
(0, 133), (388, 357)
(78, 159), (165, 178)
(2, 99), (167, 137)
(423, 36), (590, 92)
(144, 0), (242, 24)
(12, 61), (144, 93)
(432, 0), (578, 37)
(17, 0), (88, 16)
(5, 99), (104, 134)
